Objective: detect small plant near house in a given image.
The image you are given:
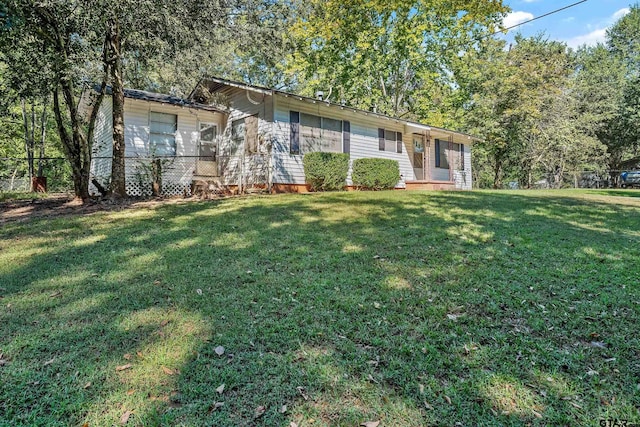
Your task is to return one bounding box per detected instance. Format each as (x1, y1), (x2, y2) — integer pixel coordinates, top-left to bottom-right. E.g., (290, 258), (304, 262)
(352, 158), (400, 190)
(303, 151), (349, 191)
(133, 156), (175, 196)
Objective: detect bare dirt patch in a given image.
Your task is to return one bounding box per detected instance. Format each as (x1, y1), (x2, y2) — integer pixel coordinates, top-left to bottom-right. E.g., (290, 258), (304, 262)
(0, 194), (198, 225)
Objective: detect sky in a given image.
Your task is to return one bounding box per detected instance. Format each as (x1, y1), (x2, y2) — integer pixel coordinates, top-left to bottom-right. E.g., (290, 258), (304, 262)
(500, 0), (634, 49)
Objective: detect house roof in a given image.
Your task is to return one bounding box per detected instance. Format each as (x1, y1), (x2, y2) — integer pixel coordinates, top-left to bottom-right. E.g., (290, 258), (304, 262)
(190, 76), (478, 141)
(96, 85), (227, 113)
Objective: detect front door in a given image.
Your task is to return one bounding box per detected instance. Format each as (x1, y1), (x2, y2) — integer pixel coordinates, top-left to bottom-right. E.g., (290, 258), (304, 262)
(413, 135), (425, 180)
(197, 122), (218, 176)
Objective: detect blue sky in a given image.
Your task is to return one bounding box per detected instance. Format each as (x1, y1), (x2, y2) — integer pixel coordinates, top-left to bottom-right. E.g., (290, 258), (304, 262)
(500, 0), (634, 48)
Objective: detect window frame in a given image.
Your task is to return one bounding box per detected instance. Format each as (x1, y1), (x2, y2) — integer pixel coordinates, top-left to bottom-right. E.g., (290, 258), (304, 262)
(149, 111), (178, 157)
(290, 110), (346, 154)
(378, 128), (403, 153)
(435, 139), (460, 170)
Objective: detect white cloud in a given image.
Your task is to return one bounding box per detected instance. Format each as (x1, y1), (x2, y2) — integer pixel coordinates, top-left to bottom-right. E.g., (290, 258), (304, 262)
(503, 11), (535, 28)
(562, 16), (575, 23)
(612, 8), (630, 21)
(522, 0), (540, 3)
(565, 8), (631, 49)
(566, 28), (607, 49)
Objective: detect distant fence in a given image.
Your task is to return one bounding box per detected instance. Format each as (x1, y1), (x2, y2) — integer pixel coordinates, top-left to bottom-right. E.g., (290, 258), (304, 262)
(501, 171), (634, 190)
(0, 158), (73, 192)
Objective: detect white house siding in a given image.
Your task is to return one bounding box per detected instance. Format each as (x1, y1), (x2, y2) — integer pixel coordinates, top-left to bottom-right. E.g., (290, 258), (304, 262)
(272, 95), (418, 188)
(90, 96), (224, 196)
(215, 87), (273, 186)
(89, 100), (113, 194)
(428, 138), (473, 190)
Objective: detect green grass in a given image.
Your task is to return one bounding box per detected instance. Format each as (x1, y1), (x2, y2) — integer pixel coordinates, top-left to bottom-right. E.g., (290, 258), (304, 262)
(1, 189), (639, 426)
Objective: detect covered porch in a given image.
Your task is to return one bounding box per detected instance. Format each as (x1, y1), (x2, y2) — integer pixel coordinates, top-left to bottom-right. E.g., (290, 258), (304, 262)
(403, 123), (474, 190)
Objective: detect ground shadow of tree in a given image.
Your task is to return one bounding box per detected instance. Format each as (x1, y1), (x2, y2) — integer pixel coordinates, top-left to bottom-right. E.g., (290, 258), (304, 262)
(1, 191), (639, 426)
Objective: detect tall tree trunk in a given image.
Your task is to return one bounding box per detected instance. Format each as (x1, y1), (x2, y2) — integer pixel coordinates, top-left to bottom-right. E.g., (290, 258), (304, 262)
(492, 154), (503, 189)
(107, 17), (127, 198)
(21, 98), (35, 189)
(38, 99), (47, 177)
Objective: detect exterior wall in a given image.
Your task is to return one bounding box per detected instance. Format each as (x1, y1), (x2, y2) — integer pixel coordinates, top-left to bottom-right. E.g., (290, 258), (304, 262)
(271, 95), (417, 188)
(89, 96), (225, 196)
(214, 87), (274, 186)
(427, 140), (472, 190)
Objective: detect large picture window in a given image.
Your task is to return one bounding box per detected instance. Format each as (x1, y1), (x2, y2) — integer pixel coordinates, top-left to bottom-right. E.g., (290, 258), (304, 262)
(435, 139), (460, 169)
(149, 112), (177, 156)
(300, 113), (343, 153)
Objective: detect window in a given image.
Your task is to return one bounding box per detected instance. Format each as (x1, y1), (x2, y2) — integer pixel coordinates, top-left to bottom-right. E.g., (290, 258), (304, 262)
(199, 122), (217, 160)
(149, 112), (177, 156)
(290, 111), (345, 154)
(231, 115), (259, 155)
(435, 139), (460, 169)
(378, 128), (403, 153)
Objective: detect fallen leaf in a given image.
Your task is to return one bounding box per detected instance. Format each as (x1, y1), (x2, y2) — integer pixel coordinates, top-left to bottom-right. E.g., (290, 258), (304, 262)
(214, 346), (225, 356)
(297, 386), (309, 400)
(373, 302), (381, 309)
(290, 423), (298, 427)
(136, 351), (144, 359)
(444, 395), (452, 405)
(424, 401), (434, 410)
(123, 353), (131, 360)
(120, 410), (132, 425)
(590, 341), (607, 349)
(82, 423), (89, 427)
(196, 289), (203, 295)
(360, 421), (380, 427)
(254, 405), (266, 418)
(153, 280), (161, 285)
(216, 384), (225, 394)
(162, 366), (175, 375)
(126, 389), (135, 396)
(586, 369), (599, 376)
(209, 402), (224, 413)
(160, 319), (169, 327)
(49, 291), (62, 298)
(116, 364), (132, 371)
(419, 384), (425, 395)
(280, 404), (287, 413)
(532, 410), (543, 419)
(83, 382), (91, 389)
(570, 402), (583, 409)
(43, 358), (55, 366)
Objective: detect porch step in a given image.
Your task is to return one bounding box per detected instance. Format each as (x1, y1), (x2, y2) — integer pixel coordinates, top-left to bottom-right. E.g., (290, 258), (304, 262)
(191, 177), (225, 198)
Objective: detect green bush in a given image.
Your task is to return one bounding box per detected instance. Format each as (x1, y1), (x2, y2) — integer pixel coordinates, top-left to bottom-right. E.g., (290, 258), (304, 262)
(303, 152), (350, 191)
(352, 158), (400, 190)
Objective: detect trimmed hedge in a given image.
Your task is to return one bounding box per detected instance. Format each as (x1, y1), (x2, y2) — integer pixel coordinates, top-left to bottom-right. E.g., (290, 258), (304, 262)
(352, 158), (400, 190)
(303, 152), (350, 191)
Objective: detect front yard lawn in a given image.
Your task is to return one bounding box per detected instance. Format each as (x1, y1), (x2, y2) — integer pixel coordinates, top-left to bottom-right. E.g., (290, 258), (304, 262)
(1, 190), (639, 426)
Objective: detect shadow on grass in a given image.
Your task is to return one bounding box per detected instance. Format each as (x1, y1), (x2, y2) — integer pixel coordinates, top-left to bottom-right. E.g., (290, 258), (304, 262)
(1, 191), (639, 426)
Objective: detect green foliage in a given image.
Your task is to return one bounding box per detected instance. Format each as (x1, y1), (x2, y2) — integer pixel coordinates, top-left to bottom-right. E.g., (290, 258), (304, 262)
(285, 0), (507, 125)
(302, 151), (349, 191)
(351, 158), (400, 190)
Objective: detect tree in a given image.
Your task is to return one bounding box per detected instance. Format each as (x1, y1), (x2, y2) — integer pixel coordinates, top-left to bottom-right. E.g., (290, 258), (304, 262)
(463, 36), (605, 188)
(284, 0), (507, 124)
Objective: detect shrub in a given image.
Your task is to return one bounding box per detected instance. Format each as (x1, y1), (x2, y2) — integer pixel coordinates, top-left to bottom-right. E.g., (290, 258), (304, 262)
(352, 158), (400, 190)
(303, 152), (350, 191)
